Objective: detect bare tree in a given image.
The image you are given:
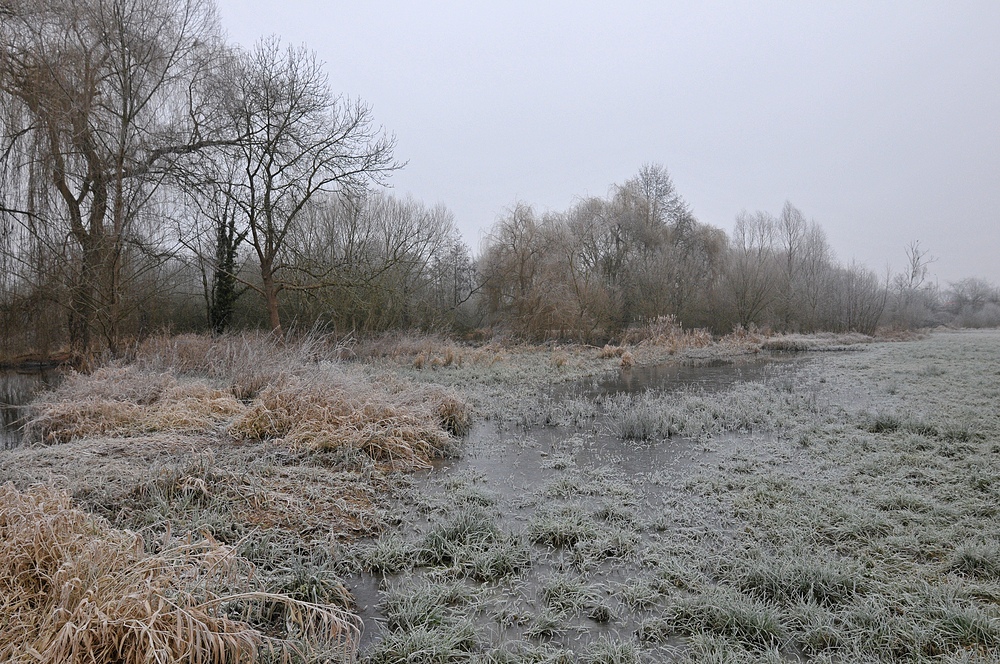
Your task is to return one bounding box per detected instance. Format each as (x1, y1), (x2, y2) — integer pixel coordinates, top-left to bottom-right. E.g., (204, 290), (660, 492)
(723, 210), (777, 328)
(797, 222), (833, 332)
(775, 201), (807, 330)
(828, 261), (888, 335)
(480, 202), (547, 327)
(287, 192), (461, 331)
(224, 37), (397, 335)
(0, 0), (222, 351)
(890, 240), (936, 328)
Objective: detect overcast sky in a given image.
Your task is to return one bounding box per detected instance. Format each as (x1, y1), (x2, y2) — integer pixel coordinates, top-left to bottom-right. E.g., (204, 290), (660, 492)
(215, 0), (1000, 285)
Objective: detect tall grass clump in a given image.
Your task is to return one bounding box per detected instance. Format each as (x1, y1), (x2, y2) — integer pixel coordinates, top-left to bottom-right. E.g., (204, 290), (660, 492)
(607, 380), (804, 443)
(721, 550), (867, 606)
(25, 366), (243, 444)
(366, 578), (479, 664)
(132, 331), (340, 398)
(528, 504), (599, 548)
(418, 506), (502, 566)
(0, 484), (359, 664)
(946, 542), (1000, 580)
(650, 587), (787, 648)
(582, 635), (644, 664)
(228, 373), (464, 469)
(622, 315), (713, 353)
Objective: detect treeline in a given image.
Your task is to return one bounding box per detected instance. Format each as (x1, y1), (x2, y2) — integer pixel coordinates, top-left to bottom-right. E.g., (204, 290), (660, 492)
(478, 165), (999, 341)
(1, 0), (997, 358)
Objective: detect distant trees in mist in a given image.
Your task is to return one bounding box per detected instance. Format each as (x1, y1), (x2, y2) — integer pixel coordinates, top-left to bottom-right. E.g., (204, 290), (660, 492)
(1, 0), (997, 356)
(479, 170), (896, 340)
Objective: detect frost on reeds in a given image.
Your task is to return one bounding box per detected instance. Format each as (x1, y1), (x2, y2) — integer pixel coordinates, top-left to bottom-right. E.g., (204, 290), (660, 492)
(228, 373), (467, 469)
(622, 315), (713, 352)
(24, 340), (470, 470)
(760, 332), (874, 352)
(26, 366), (243, 444)
(0, 484), (359, 664)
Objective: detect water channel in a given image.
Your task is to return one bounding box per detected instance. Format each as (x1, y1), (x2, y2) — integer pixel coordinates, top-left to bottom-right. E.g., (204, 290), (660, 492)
(0, 368), (61, 450)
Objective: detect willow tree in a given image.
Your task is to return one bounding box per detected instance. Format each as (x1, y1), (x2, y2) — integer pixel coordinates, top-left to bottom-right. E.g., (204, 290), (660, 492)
(0, 0), (222, 351)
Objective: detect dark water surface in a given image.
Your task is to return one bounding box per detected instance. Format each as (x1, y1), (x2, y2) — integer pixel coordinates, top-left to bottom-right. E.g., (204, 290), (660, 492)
(1, 368), (61, 449)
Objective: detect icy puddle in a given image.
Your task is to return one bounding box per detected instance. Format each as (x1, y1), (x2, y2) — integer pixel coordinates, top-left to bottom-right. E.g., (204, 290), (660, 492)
(347, 355), (813, 661)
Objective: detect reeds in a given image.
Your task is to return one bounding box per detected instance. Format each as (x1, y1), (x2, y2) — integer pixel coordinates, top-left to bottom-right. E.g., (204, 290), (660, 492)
(0, 484), (359, 663)
(25, 354), (469, 471)
(622, 315), (713, 352)
(228, 374), (465, 469)
(25, 367), (242, 444)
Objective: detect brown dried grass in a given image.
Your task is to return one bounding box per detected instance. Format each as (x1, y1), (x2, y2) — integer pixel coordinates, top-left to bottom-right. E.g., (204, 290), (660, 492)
(599, 344), (627, 359)
(622, 315), (713, 352)
(721, 323), (766, 350)
(0, 435), (392, 542)
(351, 331), (458, 362)
(132, 332), (345, 400)
(0, 484), (359, 664)
(26, 372), (242, 445)
(759, 332), (875, 351)
(228, 374), (465, 470)
(26, 358), (467, 472)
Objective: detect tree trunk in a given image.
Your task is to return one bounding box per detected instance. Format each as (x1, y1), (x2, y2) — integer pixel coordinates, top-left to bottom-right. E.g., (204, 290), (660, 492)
(261, 258), (283, 335)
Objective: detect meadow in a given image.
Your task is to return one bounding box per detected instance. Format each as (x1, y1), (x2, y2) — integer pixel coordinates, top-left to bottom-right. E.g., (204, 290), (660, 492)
(2, 328), (997, 662)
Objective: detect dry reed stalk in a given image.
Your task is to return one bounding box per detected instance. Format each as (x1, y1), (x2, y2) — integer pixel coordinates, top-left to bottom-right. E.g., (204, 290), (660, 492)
(350, 331), (465, 365)
(600, 344), (626, 359)
(0, 484), (360, 664)
(622, 315), (714, 352)
(25, 342), (468, 471)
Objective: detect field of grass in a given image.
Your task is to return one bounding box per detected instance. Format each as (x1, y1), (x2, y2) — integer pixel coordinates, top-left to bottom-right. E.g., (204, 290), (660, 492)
(3, 327), (995, 662)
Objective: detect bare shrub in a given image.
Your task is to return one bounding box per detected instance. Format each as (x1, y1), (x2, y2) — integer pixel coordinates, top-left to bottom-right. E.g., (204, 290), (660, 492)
(0, 484), (359, 663)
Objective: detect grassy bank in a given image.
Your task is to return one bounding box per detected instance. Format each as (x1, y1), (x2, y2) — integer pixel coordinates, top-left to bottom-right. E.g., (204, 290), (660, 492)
(1, 333), (471, 662)
(4, 326), (983, 662)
